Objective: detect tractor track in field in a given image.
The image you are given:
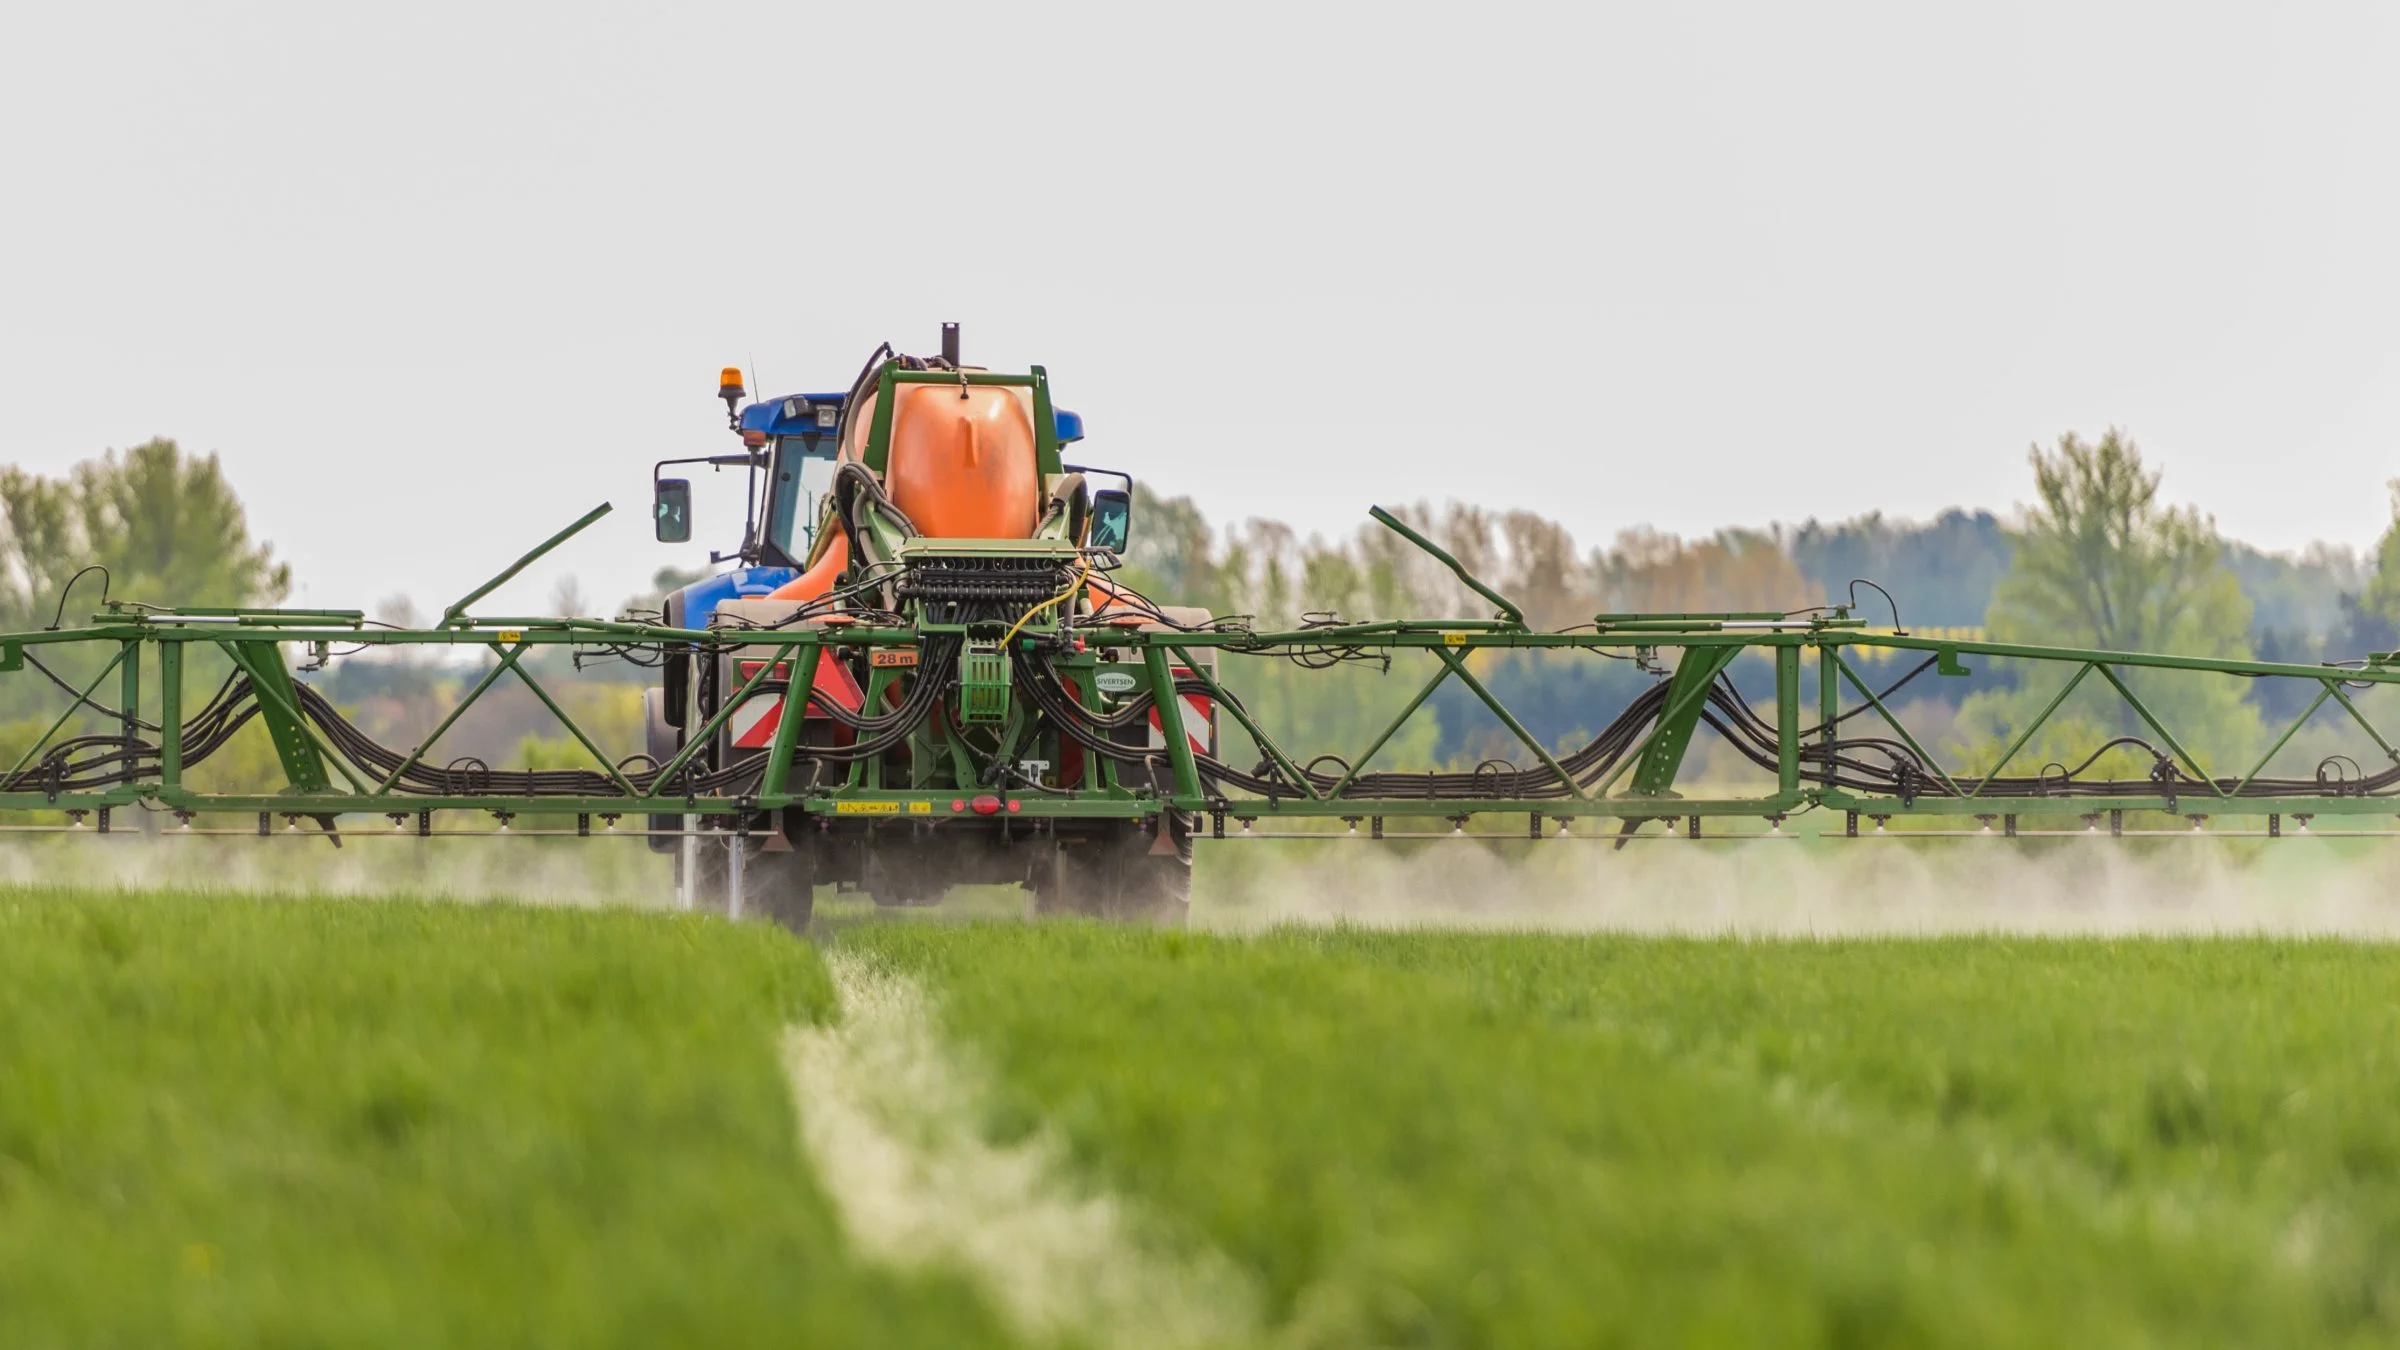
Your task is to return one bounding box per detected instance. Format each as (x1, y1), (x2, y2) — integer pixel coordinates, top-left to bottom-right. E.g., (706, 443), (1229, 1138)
(783, 952), (1262, 1350)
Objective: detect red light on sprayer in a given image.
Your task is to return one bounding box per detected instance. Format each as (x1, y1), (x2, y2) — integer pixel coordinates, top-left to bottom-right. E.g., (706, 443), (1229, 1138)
(970, 795), (1002, 816)
(1007, 800), (1022, 813)
(951, 798), (966, 813)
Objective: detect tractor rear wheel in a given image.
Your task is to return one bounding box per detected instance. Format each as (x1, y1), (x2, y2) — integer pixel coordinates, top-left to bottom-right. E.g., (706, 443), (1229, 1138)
(1030, 834), (1110, 919)
(741, 842), (817, 934)
(1030, 814), (1191, 925)
(1119, 809), (1194, 926)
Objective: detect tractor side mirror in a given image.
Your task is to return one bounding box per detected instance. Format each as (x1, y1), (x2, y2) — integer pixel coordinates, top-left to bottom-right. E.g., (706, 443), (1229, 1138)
(1088, 489), (1131, 553)
(653, 478), (693, 543)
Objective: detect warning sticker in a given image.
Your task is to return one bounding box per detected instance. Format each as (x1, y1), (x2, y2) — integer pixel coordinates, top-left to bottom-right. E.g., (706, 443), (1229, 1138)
(828, 800), (933, 816)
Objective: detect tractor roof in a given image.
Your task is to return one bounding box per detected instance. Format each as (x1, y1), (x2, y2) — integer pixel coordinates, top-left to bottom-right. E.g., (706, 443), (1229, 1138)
(740, 394), (1086, 443)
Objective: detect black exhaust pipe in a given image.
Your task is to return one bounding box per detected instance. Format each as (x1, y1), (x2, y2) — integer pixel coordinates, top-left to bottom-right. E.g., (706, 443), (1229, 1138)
(940, 321), (960, 367)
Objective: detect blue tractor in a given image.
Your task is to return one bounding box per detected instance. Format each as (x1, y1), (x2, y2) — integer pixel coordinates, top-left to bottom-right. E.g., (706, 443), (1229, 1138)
(641, 325), (1093, 909)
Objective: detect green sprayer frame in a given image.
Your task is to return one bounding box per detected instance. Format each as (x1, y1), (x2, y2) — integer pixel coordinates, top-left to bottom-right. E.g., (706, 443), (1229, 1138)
(9, 503), (2400, 840)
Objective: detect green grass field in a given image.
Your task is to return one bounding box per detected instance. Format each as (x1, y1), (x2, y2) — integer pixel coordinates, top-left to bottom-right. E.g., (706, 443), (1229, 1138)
(0, 891), (1008, 1349)
(850, 925), (2400, 1346)
(10, 887), (2400, 1347)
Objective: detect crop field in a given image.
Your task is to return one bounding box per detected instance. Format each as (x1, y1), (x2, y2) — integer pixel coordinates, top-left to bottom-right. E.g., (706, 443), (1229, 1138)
(10, 881), (2400, 1347)
(0, 891), (1005, 1348)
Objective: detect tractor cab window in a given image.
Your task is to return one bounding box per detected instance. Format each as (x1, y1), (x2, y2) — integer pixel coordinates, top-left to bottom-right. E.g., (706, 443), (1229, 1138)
(766, 434), (840, 560)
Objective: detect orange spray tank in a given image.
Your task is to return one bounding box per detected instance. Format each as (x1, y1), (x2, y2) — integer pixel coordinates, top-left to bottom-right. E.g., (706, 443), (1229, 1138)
(767, 380), (1042, 603)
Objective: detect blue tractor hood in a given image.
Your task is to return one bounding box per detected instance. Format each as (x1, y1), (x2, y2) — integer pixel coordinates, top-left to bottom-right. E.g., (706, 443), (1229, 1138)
(738, 393), (1085, 442)
(663, 566), (799, 630)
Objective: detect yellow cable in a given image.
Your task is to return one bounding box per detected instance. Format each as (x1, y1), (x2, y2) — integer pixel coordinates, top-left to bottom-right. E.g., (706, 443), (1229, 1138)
(999, 561), (1092, 649)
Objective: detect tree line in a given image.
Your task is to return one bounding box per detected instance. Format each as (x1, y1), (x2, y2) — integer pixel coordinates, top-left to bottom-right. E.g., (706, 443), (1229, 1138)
(1123, 431), (2400, 777)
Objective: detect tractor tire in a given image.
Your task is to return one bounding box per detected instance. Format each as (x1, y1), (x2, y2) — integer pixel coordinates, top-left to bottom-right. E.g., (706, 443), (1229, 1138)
(1030, 834), (1113, 919)
(741, 843), (817, 934)
(1030, 814), (1191, 926)
(862, 847), (939, 908)
(1120, 810), (1195, 926)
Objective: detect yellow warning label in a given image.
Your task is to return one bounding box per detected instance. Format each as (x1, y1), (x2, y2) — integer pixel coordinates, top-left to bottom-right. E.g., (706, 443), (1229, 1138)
(1443, 632), (1469, 646)
(908, 800), (932, 814)
(833, 801), (901, 815)
(497, 630), (523, 644)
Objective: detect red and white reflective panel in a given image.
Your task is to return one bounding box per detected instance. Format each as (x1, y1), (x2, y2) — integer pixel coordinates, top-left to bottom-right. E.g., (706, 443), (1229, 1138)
(730, 661), (787, 749)
(1146, 673), (1215, 758)
(729, 658), (864, 749)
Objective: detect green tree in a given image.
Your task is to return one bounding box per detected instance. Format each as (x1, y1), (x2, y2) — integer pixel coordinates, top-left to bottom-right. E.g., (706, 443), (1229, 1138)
(2344, 481), (2400, 644)
(1120, 488), (1222, 607)
(1955, 430), (2261, 778)
(0, 440), (291, 781)
(0, 437), (288, 628)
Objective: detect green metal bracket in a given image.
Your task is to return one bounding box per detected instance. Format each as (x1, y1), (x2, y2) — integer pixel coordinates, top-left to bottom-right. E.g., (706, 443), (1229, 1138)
(1622, 646), (1741, 798)
(1327, 655), (1456, 797)
(958, 642), (1011, 725)
(1, 645), (127, 788)
(2094, 664), (2223, 796)
(761, 642), (824, 799)
(1937, 647), (1972, 676)
(1831, 652), (1965, 798)
(0, 640), (20, 673)
(443, 502), (612, 625)
(2322, 680), (2400, 765)
(861, 366), (1060, 478)
(2232, 681), (2337, 795)
(222, 641), (332, 795)
(1170, 643), (1322, 801)
(1966, 663), (2092, 796)
(864, 366), (900, 475)
(1439, 646), (1589, 799)
(1368, 506), (1527, 629)
(374, 642), (526, 794)
(22, 563), (2400, 828)
(1029, 366), (1061, 477)
(1144, 646), (1203, 800)
(1774, 644), (1800, 793)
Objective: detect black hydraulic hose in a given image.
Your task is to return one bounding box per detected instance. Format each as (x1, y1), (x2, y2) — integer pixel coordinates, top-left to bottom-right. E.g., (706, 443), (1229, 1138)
(140, 645), (968, 799)
(829, 462), (920, 568)
(1693, 670), (2400, 801)
(828, 341), (895, 461)
(1022, 648), (1673, 802)
(777, 637), (959, 764)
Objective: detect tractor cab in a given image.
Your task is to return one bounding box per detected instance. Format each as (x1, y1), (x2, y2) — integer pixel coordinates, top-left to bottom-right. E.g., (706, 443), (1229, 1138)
(651, 370), (1089, 631)
(743, 392), (850, 566)
(648, 386), (848, 617)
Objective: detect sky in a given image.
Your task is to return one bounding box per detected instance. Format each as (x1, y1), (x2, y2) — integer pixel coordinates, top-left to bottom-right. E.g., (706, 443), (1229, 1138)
(2, 1), (2396, 618)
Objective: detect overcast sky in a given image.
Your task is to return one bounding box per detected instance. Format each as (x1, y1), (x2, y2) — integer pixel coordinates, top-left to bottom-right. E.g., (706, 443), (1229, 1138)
(3, 1), (2395, 617)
